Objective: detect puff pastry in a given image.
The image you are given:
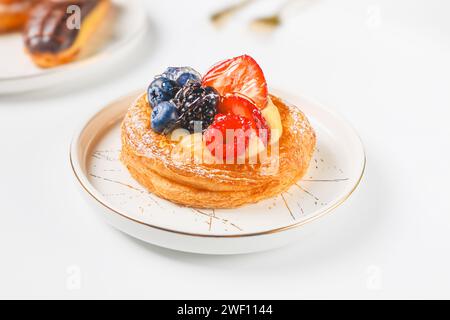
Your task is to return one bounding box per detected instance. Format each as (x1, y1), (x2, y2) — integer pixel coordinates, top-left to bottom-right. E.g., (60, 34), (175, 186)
(121, 93), (316, 209)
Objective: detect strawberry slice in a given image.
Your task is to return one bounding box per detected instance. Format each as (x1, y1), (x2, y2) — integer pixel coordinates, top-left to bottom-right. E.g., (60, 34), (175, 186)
(204, 114), (256, 160)
(202, 55), (268, 109)
(218, 93), (270, 145)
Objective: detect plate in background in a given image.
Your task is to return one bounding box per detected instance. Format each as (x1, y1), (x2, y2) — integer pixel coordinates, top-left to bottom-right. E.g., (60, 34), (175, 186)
(70, 89), (365, 254)
(0, 0), (147, 94)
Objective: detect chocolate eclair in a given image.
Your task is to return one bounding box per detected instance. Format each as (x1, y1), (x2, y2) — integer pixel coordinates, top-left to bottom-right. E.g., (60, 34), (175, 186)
(23, 0), (109, 68)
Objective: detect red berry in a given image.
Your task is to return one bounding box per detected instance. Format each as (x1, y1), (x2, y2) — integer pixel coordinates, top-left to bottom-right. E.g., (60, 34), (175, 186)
(218, 93), (270, 145)
(202, 55), (268, 110)
(204, 114), (256, 160)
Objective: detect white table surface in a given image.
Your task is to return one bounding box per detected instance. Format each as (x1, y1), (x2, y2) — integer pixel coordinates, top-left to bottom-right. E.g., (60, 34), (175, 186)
(0, 0), (449, 299)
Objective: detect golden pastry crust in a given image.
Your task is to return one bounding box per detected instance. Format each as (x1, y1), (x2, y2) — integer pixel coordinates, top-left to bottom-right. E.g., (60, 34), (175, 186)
(0, 0), (34, 33)
(121, 93), (316, 209)
(23, 0), (110, 68)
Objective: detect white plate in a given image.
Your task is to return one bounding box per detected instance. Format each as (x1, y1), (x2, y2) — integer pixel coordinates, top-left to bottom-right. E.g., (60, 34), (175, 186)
(0, 0), (147, 94)
(70, 89), (366, 254)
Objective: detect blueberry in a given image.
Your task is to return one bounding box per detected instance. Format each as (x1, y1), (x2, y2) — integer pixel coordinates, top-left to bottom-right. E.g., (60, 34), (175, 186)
(151, 101), (179, 134)
(147, 77), (180, 107)
(162, 67), (182, 80)
(162, 67), (201, 86)
(177, 72), (201, 86)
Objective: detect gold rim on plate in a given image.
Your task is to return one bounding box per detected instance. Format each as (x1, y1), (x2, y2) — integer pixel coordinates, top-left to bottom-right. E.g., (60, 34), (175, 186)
(69, 92), (366, 239)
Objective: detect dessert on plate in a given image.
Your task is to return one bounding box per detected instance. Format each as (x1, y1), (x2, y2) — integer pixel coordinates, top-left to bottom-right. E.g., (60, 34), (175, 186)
(24, 0), (110, 68)
(0, 0), (34, 32)
(121, 55), (316, 208)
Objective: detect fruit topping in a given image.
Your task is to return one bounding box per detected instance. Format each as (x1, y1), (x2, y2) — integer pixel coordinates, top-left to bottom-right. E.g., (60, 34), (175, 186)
(204, 113), (256, 160)
(261, 97), (283, 145)
(218, 93), (270, 145)
(147, 77), (180, 108)
(151, 101), (179, 134)
(163, 67), (202, 86)
(173, 82), (219, 133)
(172, 132), (215, 164)
(202, 55), (268, 109)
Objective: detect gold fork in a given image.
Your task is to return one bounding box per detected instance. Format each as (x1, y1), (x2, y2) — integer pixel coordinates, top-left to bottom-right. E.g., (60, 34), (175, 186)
(210, 0), (256, 27)
(251, 0), (311, 30)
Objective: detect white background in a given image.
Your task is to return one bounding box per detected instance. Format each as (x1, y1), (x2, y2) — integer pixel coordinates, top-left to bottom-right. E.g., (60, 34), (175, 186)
(0, 0), (449, 299)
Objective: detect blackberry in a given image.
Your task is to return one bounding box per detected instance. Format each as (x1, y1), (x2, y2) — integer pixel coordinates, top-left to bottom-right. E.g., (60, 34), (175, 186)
(174, 82), (219, 133)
